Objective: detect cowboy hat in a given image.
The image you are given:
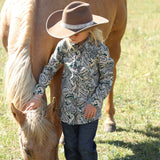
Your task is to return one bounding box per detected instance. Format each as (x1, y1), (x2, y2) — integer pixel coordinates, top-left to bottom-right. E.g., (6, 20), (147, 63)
(46, 1), (109, 39)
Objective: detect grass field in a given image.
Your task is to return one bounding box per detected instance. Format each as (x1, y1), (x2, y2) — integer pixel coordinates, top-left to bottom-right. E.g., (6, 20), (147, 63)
(0, 0), (160, 159)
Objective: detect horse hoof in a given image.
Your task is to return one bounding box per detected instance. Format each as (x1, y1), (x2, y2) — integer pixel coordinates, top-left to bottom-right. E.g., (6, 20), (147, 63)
(104, 124), (116, 132)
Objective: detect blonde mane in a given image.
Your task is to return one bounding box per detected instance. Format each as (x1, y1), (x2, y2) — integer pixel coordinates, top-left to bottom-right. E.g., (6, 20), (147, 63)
(5, 0), (36, 110)
(22, 101), (55, 145)
(5, 0), (53, 144)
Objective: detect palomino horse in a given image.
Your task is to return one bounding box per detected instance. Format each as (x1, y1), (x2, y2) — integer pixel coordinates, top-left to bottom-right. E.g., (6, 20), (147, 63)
(0, 0), (127, 159)
(11, 99), (59, 159)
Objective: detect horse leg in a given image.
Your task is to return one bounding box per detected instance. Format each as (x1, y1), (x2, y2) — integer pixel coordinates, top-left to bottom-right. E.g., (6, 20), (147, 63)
(49, 66), (64, 140)
(0, 0), (9, 51)
(104, 33), (121, 132)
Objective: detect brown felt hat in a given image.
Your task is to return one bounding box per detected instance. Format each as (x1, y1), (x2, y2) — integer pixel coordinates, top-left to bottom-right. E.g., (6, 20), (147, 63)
(46, 1), (109, 39)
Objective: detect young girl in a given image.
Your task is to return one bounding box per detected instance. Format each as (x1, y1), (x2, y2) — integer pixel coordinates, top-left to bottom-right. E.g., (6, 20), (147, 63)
(25, 1), (114, 160)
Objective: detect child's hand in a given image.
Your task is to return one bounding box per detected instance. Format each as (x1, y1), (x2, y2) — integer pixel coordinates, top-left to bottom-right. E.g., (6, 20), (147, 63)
(23, 95), (42, 112)
(84, 103), (97, 120)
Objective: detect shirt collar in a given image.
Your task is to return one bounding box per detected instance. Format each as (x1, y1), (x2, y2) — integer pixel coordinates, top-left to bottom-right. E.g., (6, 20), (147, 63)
(71, 33), (92, 49)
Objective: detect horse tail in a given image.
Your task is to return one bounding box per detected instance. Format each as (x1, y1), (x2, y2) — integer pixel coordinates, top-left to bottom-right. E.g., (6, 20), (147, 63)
(5, 0), (36, 110)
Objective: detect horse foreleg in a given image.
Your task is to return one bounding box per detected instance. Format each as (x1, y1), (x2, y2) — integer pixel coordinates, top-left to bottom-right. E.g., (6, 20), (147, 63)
(0, 5), (9, 51)
(49, 66), (64, 140)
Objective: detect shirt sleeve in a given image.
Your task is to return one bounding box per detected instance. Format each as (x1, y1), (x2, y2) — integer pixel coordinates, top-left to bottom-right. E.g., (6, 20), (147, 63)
(33, 43), (64, 95)
(87, 45), (114, 109)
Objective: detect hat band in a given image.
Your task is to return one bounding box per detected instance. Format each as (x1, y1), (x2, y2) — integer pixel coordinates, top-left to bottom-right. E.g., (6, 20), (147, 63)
(61, 21), (94, 30)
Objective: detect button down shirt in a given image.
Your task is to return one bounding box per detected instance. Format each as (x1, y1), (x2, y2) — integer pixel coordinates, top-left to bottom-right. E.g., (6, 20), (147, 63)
(34, 35), (114, 125)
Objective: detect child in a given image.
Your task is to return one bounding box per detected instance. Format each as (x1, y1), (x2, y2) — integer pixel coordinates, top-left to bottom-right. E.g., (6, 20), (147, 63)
(25, 1), (114, 160)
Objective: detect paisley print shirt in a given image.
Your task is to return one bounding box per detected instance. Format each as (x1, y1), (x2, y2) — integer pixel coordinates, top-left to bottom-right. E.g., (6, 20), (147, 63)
(34, 35), (114, 125)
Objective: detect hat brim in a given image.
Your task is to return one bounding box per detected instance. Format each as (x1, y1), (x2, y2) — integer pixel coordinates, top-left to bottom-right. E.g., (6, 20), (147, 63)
(46, 10), (109, 39)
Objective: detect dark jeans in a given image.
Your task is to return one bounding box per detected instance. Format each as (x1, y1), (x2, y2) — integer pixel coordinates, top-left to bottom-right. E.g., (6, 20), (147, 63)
(61, 120), (98, 160)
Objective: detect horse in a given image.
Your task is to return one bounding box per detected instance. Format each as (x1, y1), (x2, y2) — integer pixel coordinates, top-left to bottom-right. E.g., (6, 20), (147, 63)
(0, 0), (127, 159)
(11, 98), (59, 159)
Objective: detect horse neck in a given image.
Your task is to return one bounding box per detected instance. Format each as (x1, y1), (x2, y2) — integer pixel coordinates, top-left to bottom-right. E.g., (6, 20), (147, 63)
(5, 0), (36, 110)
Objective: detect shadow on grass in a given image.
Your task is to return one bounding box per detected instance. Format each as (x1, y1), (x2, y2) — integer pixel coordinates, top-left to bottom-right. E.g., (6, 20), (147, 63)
(98, 126), (160, 160)
(116, 126), (160, 139)
(108, 140), (160, 160)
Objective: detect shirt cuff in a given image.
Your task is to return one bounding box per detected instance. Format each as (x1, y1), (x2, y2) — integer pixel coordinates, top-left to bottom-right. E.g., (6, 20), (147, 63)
(33, 84), (45, 96)
(87, 97), (100, 108)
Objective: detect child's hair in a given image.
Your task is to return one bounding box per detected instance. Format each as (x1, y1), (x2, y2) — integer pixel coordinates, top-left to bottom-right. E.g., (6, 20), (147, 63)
(89, 27), (104, 44)
(66, 28), (104, 49)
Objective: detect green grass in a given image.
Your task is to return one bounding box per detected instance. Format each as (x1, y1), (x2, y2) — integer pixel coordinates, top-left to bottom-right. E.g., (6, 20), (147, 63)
(0, 1), (4, 10)
(0, 0), (160, 159)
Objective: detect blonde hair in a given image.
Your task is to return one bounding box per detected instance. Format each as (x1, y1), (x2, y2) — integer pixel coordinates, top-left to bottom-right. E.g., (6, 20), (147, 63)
(66, 27), (104, 49)
(89, 27), (104, 44)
